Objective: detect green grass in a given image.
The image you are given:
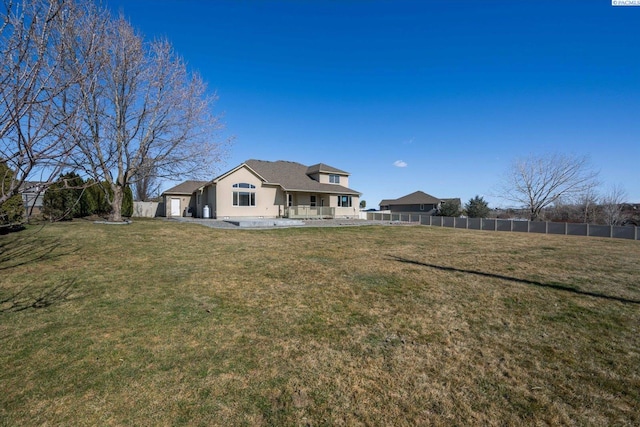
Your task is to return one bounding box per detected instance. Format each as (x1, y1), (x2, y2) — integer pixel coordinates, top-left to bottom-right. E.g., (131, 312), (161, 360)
(1, 220), (639, 426)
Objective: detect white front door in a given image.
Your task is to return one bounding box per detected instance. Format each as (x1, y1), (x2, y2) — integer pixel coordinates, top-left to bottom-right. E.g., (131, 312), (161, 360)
(170, 198), (181, 216)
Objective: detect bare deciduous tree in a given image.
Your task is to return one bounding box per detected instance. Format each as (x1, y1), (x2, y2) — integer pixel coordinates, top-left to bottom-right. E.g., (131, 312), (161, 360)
(0, 0), (81, 208)
(601, 184), (627, 226)
(576, 187), (599, 224)
(69, 9), (226, 221)
(498, 153), (599, 221)
(132, 158), (159, 201)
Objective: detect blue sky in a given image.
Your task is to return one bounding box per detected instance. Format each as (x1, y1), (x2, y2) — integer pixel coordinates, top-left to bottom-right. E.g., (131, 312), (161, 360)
(104, 0), (639, 208)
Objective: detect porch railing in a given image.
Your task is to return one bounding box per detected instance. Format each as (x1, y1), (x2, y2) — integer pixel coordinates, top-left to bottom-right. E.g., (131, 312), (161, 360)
(287, 205), (335, 219)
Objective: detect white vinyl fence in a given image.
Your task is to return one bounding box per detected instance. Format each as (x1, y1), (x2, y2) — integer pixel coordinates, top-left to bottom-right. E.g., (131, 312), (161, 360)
(366, 212), (639, 241)
(132, 201), (161, 218)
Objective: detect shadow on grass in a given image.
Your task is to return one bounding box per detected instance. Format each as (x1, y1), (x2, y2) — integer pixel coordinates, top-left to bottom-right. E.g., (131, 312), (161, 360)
(0, 228), (79, 271)
(0, 278), (77, 313)
(388, 255), (640, 305)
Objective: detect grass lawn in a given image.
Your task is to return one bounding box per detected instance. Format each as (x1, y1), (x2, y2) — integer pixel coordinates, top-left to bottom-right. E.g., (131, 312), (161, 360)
(1, 219), (639, 426)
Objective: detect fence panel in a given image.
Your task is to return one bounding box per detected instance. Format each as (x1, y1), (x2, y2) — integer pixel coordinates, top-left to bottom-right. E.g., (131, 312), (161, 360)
(529, 222), (546, 234)
(589, 225), (611, 238)
(455, 217), (468, 229)
(567, 223), (588, 236)
(512, 221), (528, 232)
(612, 226), (636, 240)
(496, 219), (511, 232)
(548, 222), (566, 235)
(482, 219), (496, 231)
(468, 218), (482, 230)
(443, 217), (455, 227)
(132, 201), (159, 218)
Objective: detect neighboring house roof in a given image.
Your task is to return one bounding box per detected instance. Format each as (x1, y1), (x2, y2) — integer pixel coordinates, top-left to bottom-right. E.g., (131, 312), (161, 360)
(162, 180), (208, 195)
(214, 160), (361, 195)
(380, 191), (443, 207)
(442, 198), (461, 206)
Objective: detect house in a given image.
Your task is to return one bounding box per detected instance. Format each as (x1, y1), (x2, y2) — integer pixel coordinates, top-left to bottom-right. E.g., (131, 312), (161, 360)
(379, 191), (459, 215)
(20, 181), (46, 219)
(161, 180), (208, 217)
(193, 160), (361, 219)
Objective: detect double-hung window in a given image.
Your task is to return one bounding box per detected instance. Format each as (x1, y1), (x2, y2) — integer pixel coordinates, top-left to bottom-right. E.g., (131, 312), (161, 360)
(329, 174), (340, 184)
(337, 195), (352, 207)
(233, 183), (256, 206)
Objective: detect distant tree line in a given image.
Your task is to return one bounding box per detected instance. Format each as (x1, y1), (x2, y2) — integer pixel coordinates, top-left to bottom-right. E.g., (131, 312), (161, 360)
(437, 191), (635, 227)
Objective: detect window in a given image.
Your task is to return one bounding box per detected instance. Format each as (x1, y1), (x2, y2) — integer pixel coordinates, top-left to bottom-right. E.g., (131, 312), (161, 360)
(420, 204), (424, 211)
(329, 174), (340, 184)
(287, 194), (293, 207)
(233, 183), (256, 206)
(338, 195), (352, 207)
(310, 195), (316, 207)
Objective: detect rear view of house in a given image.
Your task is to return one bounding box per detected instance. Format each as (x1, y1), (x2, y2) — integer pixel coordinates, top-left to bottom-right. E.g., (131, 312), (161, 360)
(194, 160), (361, 219)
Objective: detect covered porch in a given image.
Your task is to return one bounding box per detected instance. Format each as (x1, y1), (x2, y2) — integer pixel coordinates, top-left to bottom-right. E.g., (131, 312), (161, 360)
(282, 191), (358, 219)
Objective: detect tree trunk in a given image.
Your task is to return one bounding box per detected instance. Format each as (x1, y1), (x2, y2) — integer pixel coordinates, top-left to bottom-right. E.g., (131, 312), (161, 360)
(109, 184), (124, 222)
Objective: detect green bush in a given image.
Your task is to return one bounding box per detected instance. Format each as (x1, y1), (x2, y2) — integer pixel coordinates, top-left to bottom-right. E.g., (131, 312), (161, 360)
(85, 182), (133, 218)
(465, 195), (490, 218)
(0, 163), (24, 225)
(42, 173), (86, 221)
(0, 194), (24, 225)
(438, 199), (461, 217)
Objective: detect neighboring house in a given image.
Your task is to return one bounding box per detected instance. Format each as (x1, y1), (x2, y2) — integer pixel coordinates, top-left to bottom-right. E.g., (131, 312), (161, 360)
(194, 159), (361, 219)
(161, 180), (208, 217)
(20, 181), (46, 219)
(379, 191), (459, 215)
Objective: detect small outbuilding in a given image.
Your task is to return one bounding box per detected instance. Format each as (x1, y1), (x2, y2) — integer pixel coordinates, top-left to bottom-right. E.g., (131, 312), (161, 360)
(161, 180), (207, 217)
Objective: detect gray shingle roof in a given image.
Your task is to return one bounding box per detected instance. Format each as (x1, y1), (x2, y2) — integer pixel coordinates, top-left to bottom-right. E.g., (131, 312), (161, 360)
(306, 163), (349, 175)
(244, 159), (360, 195)
(380, 191), (442, 206)
(162, 180), (208, 195)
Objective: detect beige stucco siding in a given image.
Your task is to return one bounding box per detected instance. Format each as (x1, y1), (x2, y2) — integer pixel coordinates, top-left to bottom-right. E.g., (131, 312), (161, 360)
(194, 186), (215, 218)
(329, 194), (360, 218)
(316, 173), (349, 187)
(214, 166), (280, 218)
(163, 194), (194, 217)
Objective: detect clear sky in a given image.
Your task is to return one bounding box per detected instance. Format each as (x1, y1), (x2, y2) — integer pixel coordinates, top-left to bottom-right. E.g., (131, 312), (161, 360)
(103, 0), (639, 208)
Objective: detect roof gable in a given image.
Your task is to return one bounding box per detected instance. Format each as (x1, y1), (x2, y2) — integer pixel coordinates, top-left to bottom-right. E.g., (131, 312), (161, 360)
(306, 163), (349, 175)
(380, 191), (442, 206)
